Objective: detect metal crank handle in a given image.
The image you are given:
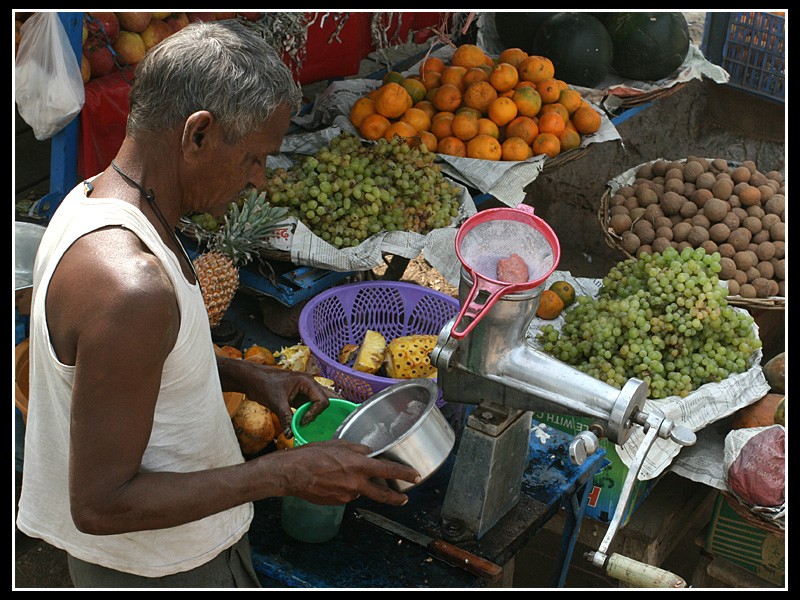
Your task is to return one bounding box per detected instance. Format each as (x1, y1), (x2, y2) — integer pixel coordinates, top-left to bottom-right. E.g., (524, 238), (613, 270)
(588, 552), (686, 588)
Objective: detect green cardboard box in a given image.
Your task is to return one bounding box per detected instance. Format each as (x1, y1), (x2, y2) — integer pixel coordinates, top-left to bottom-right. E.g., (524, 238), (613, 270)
(704, 492), (785, 586)
(532, 411), (659, 525)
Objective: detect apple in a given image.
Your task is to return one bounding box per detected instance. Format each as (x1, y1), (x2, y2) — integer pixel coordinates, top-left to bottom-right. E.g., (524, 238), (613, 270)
(164, 12), (190, 33)
(84, 42), (115, 78)
(214, 12), (237, 21)
(86, 12), (120, 45)
(113, 31), (146, 67)
(151, 12), (173, 20)
(140, 18), (172, 51)
(81, 53), (91, 84)
(116, 12), (152, 33)
(187, 12), (217, 23)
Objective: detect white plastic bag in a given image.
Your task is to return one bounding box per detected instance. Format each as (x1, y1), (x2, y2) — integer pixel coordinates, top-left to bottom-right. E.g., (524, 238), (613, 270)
(15, 12), (85, 141)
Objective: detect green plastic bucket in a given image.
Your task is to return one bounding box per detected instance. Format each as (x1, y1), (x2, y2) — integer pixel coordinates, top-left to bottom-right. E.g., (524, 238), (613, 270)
(291, 398), (358, 446)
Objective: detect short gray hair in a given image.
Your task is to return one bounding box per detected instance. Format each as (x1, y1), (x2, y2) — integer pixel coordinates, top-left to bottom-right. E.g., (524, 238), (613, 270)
(127, 20), (303, 143)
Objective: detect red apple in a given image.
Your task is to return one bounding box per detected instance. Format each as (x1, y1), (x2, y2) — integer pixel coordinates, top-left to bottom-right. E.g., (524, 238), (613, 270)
(113, 31), (146, 67)
(116, 12), (152, 33)
(164, 12), (190, 33)
(214, 12), (237, 21)
(86, 11), (120, 45)
(151, 12), (172, 20)
(84, 42), (115, 78)
(140, 18), (172, 51)
(187, 12), (217, 23)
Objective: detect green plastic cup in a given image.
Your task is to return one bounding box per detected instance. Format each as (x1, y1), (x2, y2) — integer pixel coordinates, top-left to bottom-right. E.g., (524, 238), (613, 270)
(291, 398), (358, 446)
(282, 398), (359, 543)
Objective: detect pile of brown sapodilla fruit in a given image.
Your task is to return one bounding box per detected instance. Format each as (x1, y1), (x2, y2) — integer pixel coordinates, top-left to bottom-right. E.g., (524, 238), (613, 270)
(607, 157), (785, 299)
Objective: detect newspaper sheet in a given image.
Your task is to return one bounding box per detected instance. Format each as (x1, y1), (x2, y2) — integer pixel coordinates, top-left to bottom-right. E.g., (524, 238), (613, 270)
(526, 270), (770, 483)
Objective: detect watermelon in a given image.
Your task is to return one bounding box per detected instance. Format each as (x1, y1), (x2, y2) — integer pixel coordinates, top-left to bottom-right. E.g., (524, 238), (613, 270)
(493, 12), (558, 54)
(531, 12), (613, 88)
(603, 12), (690, 81)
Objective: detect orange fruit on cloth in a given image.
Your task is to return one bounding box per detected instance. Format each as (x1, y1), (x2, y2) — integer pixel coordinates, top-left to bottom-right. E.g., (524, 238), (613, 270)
(466, 134), (503, 161)
(572, 105), (602, 135)
(373, 82), (412, 119)
(487, 96), (518, 127)
(437, 136), (467, 158)
(531, 132), (561, 158)
(549, 280), (576, 307)
(501, 137), (533, 162)
(489, 62), (519, 93)
(451, 43), (489, 69)
(536, 289), (565, 320)
(359, 113), (392, 141)
(348, 97), (376, 128)
(517, 55), (555, 84)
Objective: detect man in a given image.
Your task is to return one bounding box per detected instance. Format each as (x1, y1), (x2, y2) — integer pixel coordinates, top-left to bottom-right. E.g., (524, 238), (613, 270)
(16, 20), (419, 588)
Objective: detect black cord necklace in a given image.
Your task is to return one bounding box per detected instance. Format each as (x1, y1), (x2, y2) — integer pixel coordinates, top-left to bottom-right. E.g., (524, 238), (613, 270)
(110, 161), (200, 287)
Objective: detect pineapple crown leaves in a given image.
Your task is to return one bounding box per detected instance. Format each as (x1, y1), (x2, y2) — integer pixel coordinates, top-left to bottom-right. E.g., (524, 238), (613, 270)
(210, 189), (289, 266)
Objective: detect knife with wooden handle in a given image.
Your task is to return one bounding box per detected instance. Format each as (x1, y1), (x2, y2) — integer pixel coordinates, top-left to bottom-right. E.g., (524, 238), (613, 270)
(356, 509), (503, 582)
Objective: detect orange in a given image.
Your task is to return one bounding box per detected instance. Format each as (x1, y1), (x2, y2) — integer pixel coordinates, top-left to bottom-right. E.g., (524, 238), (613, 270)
(466, 134), (503, 161)
(572, 106), (602, 135)
(512, 86), (542, 118)
(432, 83), (462, 113)
(501, 136), (533, 162)
(487, 96), (518, 127)
(539, 102), (569, 125)
(215, 344), (243, 359)
(456, 106), (483, 120)
(517, 55), (555, 83)
(489, 62), (519, 93)
(462, 66), (491, 87)
(504, 116), (538, 145)
(419, 55), (446, 76)
(537, 111), (566, 136)
(244, 345), (276, 365)
(514, 80), (537, 90)
(549, 280), (576, 307)
(451, 43), (489, 69)
(437, 136), (467, 157)
(359, 112), (392, 141)
(413, 99), (437, 121)
(401, 77), (427, 105)
(383, 119), (418, 142)
(558, 88), (583, 114)
(477, 117), (500, 139)
(531, 132), (561, 158)
(557, 127), (582, 152)
(498, 47), (528, 68)
(373, 82), (412, 119)
(382, 70), (404, 85)
(555, 79), (569, 91)
(440, 65), (468, 91)
(418, 130), (438, 153)
(349, 96), (376, 128)
(430, 113), (455, 140)
(535, 289), (565, 319)
(401, 107), (432, 133)
(536, 78), (560, 104)
(451, 111), (480, 142)
(462, 81), (498, 114)
(419, 70), (442, 91)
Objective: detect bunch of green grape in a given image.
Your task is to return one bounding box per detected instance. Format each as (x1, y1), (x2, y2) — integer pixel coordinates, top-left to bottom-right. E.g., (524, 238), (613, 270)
(536, 247), (762, 399)
(261, 132), (463, 248)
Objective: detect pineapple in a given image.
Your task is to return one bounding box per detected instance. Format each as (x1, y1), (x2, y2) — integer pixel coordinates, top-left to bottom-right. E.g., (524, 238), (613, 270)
(384, 334), (439, 379)
(275, 343), (312, 372)
(193, 189), (287, 328)
(353, 330), (387, 374)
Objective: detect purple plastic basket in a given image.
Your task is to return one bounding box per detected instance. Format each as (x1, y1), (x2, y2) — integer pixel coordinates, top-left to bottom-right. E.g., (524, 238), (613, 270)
(298, 280), (460, 404)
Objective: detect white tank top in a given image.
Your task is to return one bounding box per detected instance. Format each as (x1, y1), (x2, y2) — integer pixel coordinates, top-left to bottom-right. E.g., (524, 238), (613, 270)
(16, 181), (253, 577)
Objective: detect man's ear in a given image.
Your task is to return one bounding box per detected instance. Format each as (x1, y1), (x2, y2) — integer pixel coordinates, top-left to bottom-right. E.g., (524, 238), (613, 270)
(182, 110), (214, 156)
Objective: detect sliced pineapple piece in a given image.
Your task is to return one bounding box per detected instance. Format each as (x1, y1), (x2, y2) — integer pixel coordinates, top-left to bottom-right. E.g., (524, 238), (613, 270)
(275, 343), (311, 372)
(384, 334), (439, 379)
(353, 330), (387, 374)
(314, 376), (337, 392)
(338, 343), (360, 365)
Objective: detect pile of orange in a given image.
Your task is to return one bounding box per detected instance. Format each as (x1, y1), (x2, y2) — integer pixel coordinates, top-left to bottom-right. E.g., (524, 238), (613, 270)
(348, 43), (603, 162)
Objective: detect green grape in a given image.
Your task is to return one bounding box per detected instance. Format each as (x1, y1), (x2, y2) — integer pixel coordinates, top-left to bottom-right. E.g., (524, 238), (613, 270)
(535, 248), (761, 400)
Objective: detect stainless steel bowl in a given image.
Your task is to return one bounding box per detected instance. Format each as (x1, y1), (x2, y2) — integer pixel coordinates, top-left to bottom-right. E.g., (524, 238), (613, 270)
(334, 379), (455, 492)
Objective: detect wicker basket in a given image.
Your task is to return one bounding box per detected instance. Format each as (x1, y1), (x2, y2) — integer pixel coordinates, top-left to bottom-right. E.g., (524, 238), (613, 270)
(598, 159), (785, 311)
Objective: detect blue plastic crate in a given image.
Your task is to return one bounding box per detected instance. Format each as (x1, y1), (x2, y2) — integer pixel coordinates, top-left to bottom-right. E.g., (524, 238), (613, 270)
(703, 12), (785, 102)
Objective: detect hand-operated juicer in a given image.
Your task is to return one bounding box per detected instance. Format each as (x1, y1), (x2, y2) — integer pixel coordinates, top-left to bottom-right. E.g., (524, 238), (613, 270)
(431, 204), (695, 587)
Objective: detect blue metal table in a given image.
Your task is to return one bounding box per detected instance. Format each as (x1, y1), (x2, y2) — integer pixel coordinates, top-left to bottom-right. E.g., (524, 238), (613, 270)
(248, 421), (607, 588)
